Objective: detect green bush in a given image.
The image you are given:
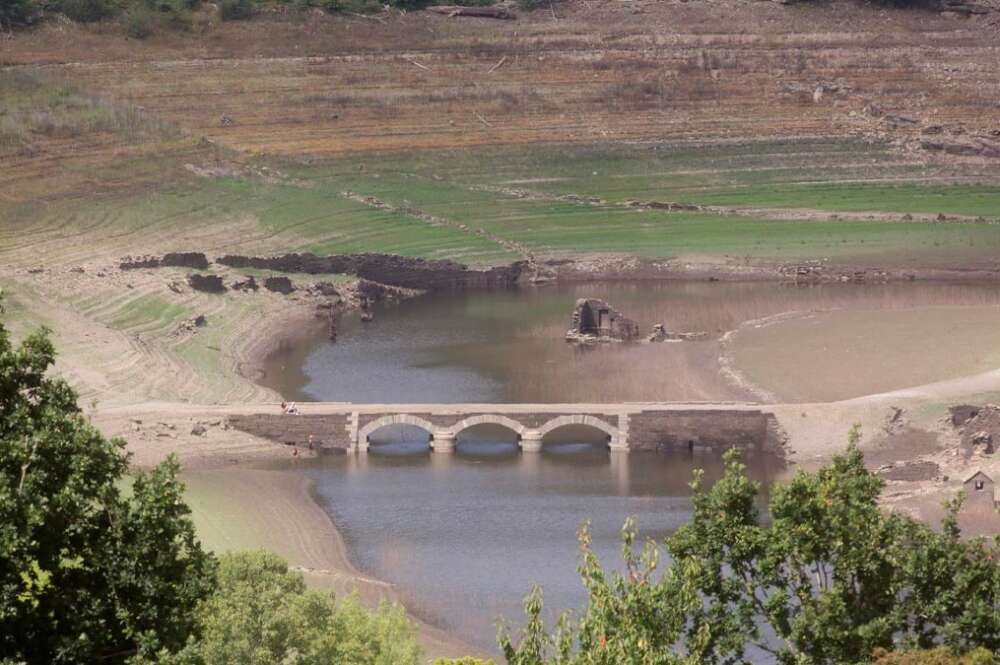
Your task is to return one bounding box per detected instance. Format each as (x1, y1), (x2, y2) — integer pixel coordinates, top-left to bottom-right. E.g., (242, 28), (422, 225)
(515, 0), (543, 9)
(49, 0), (113, 22)
(219, 0), (255, 20)
(501, 434), (1000, 664)
(873, 647), (999, 665)
(0, 0), (38, 27)
(434, 659), (496, 665)
(147, 550), (423, 665)
(124, 7), (155, 37)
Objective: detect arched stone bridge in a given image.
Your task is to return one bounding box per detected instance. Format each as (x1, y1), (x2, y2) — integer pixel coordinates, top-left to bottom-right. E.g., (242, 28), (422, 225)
(355, 411), (625, 453)
(228, 403), (785, 455)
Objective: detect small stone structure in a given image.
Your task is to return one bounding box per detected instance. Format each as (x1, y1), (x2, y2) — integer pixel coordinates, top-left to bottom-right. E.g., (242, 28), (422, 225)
(963, 470), (999, 507)
(566, 298), (639, 343)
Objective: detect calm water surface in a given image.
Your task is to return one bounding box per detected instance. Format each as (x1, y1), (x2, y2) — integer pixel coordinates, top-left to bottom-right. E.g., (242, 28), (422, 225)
(278, 435), (783, 654)
(258, 280), (1000, 655)
(260, 281), (1000, 403)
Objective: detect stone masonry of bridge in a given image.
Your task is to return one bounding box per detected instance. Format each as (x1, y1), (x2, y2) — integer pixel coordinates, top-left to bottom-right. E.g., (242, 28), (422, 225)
(227, 403), (785, 455)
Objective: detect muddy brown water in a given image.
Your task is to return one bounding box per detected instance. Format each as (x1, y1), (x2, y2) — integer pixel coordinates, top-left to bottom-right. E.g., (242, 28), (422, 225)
(260, 280), (1000, 404)
(259, 280), (1000, 656)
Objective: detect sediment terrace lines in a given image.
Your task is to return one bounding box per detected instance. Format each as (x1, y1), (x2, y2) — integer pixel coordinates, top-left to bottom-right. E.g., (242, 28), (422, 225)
(11, 11), (997, 160)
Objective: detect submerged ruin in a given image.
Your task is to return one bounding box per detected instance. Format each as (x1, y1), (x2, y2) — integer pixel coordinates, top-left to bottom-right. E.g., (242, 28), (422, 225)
(565, 298), (640, 343)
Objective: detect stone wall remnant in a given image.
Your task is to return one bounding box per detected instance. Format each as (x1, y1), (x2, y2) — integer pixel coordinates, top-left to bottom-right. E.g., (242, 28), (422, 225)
(565, 298), (639, 343)
(187, 274), (226, 293)
(120, 255), (161, 270)
(216, 252), (525, 291)
(161, 252), (210, 270)
(264, 276), (295, 294)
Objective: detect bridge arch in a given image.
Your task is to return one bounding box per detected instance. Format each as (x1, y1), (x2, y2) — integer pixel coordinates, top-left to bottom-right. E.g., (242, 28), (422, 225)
(538, 415), (620, 446)
(359, 414), (437, 444)
(449, 414), (528, 439)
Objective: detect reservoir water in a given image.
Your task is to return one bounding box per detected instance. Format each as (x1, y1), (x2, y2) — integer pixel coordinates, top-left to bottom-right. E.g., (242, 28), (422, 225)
(283, 438), (782, 654)
(258, 280), (1000, 654)
(260, 280), (1000, 404)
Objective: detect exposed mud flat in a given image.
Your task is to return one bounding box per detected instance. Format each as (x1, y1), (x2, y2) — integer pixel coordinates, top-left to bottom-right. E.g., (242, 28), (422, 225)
(729, 304), (1000, 403)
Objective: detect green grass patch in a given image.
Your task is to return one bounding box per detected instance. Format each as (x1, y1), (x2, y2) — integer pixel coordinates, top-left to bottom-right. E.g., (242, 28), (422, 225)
(106, 293), (191, 332)
(289, 157), (1000, 264)
(675, 183), (1000, 218)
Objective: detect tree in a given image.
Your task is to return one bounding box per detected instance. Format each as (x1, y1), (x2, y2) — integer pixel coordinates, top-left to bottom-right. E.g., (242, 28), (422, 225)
(872, 647), (998, 665)
(153, 550), (423, 665)
(0, 313), (215, 663)
(500, 433), (1000, 664)
(0, 0), (38, 27)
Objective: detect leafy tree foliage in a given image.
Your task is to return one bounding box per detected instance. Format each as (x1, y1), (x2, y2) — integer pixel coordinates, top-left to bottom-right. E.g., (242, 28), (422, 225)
(501, 435), (1000, 665)
(0, 316), (216, 663)
(0, 0), (38, 27)
(150, 550), (422, 665)
(872, 647), (998, 664)
(219, 0), (255, 20)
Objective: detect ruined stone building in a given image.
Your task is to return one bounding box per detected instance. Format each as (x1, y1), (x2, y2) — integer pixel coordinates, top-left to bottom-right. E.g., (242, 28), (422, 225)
(566, 298), (640, 343)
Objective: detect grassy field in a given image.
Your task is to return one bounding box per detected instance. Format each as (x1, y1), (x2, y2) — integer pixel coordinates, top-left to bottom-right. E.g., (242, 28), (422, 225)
(300, 141), (1000, 216)
(6, 139), (999, 273)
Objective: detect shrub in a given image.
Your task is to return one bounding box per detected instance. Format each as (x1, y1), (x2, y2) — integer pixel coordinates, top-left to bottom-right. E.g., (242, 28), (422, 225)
(501, 435), (1000, 664)
(147, 550), (424, 665)
(219, 0), (255, 20)
(124, 7), (155, 38)
(0, 0), (38, 27)
(49, 0), (113, 22)
(873, 647), (999, 665)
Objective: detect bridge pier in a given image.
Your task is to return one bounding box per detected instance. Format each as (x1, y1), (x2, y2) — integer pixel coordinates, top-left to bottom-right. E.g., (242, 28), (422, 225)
(519, 431), (543, 453)
(431, 431), (455, 454)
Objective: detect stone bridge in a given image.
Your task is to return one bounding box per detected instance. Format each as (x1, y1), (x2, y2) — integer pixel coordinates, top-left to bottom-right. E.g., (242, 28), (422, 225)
(228, 403), (785, 455)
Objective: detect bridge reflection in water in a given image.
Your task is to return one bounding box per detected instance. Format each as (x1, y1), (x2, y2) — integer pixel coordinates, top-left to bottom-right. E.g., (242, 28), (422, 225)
(348, 428), (638, 496)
